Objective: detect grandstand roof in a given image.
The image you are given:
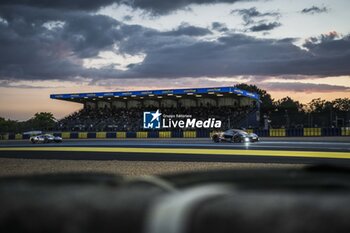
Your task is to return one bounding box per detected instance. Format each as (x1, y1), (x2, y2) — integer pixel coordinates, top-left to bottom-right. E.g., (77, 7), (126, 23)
(50, 86), (260, 102)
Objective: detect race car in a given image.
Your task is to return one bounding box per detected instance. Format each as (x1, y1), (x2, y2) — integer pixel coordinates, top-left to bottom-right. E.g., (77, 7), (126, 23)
(212, 129), (259, 143)
(29, 134), (62, 144)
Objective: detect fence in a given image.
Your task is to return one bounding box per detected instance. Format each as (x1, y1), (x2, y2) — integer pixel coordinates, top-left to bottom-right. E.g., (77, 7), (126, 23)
(1, 127), (350, 140)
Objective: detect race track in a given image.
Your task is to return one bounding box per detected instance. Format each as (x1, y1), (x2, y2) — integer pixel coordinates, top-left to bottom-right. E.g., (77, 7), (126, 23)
(0, 138), (349, 164)
(0, 137), (349, 177)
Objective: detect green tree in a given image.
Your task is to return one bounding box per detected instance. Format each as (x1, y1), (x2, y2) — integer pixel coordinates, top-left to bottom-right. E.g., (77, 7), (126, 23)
(306, 98), (350, 127)
(331, 98), (350, 127)
(272, 97), (305, 128)
(308, 98), (327, 113)
(234, 83), (274, 112)
(0, 117), (19, 133)
(275, 97), (304, 113)
(28, 112), (56, 131)
(332, 98), (350, 112)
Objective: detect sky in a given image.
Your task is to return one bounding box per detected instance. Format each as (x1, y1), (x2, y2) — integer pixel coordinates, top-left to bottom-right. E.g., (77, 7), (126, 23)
(0, 0), (349, 121)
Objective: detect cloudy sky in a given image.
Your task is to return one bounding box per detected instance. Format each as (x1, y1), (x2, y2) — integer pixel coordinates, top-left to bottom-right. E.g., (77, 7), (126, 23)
(0, 0), (349, 120)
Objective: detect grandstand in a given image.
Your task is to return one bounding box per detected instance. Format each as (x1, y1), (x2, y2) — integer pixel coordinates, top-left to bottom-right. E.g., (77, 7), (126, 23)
(50, 86), (260, 132)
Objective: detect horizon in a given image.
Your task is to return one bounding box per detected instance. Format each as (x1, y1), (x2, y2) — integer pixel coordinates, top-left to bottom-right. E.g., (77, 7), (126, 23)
(1, 82), (348, 121)
(0, 0), (349, 121)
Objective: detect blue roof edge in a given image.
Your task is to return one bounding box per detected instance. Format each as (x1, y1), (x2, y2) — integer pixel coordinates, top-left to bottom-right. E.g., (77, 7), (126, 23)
(50, 86), (260, 101)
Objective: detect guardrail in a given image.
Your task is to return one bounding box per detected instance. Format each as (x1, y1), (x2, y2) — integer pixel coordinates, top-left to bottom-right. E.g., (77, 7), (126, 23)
(1, 127), (349, 140)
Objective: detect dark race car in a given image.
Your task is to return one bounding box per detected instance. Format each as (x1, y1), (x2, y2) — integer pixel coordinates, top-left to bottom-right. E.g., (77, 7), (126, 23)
(212, 129), (259, 143)
(29, 134), (62, 144)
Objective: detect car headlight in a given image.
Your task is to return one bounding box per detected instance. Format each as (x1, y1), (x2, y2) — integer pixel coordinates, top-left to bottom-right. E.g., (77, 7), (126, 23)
(244, 137), (250, 142)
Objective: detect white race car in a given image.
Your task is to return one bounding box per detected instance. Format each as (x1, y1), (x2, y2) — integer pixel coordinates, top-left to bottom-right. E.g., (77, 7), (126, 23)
(29, 134), (62, 144)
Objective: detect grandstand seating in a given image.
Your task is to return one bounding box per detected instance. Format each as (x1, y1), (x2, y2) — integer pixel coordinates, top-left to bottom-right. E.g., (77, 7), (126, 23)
(56, 105), (256, 132)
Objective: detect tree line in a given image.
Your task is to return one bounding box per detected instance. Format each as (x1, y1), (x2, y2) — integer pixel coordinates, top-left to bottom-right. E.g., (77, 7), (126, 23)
(0, 112), (56, 133)
(235, 84), (350, 128)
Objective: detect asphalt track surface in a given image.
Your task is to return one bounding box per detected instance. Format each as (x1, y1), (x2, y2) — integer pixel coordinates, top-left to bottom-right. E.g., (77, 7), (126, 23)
(0, 138), (350, 164)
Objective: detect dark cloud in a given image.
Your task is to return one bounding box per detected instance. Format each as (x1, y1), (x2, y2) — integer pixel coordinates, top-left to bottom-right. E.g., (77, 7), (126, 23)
(0, 3), (349, 83)
(301, 6), (329, 14)
(249, 22), (281, 32)
(211, 22), (229, 32)
(118, 0), (251, 15)
(0, 0), (116, 11)
(302, 32), (349, 57)
(0, 0), (251, 15)
(0, 5), (125, 80)
(231, 7), (280, 25)
(259, 82), (349, 93)
(88, 77), (350, 94)
(118, 31), (350, 78)
(0, 80), (60, 89)
(162, 23), (212, 37)
(123, 15), (133, 21)
(231, 7), (281, 32)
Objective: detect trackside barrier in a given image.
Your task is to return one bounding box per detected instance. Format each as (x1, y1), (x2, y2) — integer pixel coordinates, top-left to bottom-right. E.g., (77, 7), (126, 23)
(342, 127), (350, 136)
(136, 132), (148, 138)
(304, 128), (321, 136)
(117, 132), (126, 138)
(159, 131), (171, 138)
(96, 132), (106, 139)
(269, 129), (286, 137)
(70, 132), (78, 139)
(1, 128), (350, 140)
(172, 131), (183, 138)
(255, 129), (269, 137)
(286, 129), (303, 137)
(107, 132), (116, 138)
(7, 133), (15, 140)
(87, 132), (96, 139)
(126, 132), (136, 138)
(196, 130), (210, 138)
(78, 132), (87, 139)
(61, 132), (71, 139)
(183, 131), (197, 138)
(322, 128), (341, 136)
(148, 131), (159, 138)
